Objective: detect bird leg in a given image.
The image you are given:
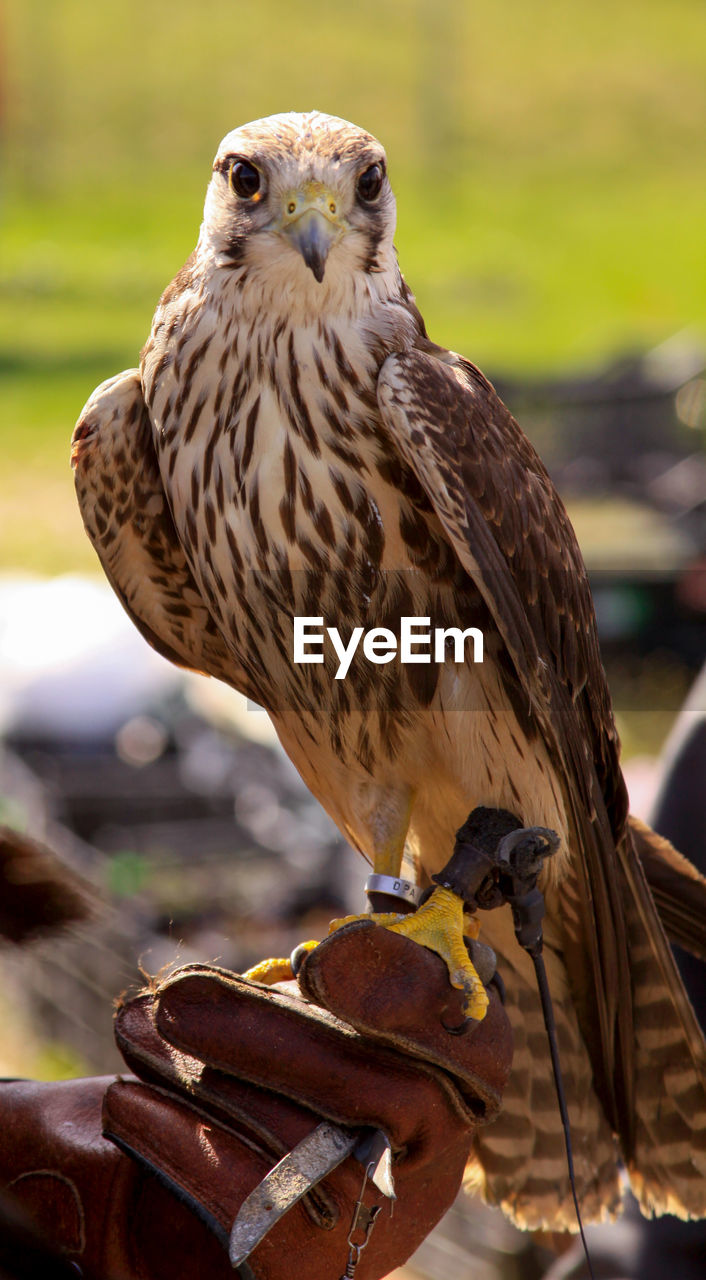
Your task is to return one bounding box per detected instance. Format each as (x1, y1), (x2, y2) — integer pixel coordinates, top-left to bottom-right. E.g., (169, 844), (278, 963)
(244, 809), (559, 1007)
(241, 820), (416, 986)
(327, 822), (491, 1020)
(240, 799), (417, 985)
(327, 808), (560, 1022)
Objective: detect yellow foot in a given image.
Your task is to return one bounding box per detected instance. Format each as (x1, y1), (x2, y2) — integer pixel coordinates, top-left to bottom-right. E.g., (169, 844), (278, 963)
(329, 911), (404, 930)
(243, 941), (319, 986)
(331, 889), (489, 1021)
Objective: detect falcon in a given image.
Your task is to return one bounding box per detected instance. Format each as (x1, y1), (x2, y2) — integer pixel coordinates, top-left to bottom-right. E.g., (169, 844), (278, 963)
(72, 111), (706, 1231)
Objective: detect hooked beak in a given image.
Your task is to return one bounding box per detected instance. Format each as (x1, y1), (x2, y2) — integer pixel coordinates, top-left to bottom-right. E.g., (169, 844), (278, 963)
(279, 186), (344, 283)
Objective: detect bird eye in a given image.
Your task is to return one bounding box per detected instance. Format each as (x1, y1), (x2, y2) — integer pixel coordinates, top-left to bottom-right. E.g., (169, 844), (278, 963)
(230, 160), (262, 199)
(356, 163), (384, 203)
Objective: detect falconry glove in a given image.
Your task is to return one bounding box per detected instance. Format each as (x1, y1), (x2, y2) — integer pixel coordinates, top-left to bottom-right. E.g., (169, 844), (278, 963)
(0, 923), (512, 1280)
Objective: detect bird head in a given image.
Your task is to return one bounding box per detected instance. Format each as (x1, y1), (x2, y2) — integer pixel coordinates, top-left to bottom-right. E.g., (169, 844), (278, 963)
(200, 112), (398, 302)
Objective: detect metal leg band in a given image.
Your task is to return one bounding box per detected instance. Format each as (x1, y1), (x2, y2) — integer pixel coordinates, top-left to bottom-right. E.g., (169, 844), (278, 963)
(364, 874), (424, 908)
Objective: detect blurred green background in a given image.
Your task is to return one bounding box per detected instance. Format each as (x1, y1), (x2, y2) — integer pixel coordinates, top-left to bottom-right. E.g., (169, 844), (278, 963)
(2, 0), (705, 572)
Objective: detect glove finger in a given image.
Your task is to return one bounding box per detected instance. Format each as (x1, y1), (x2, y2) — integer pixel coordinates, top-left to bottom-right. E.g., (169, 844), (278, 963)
(115, 967), (482, 1158)
(298, 921), (512, 1109)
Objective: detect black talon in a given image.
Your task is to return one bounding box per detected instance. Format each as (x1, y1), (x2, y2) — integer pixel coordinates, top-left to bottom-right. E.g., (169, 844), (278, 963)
(290, 942), (314, 976)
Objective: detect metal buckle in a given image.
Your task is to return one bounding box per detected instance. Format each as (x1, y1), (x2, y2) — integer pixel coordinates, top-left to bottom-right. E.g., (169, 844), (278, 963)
(228, 1124), (395, 1269)
(229, 1122), (356, 1267)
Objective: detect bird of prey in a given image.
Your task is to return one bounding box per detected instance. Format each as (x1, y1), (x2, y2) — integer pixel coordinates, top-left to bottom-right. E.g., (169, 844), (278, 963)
(72, 111), (706, 1231)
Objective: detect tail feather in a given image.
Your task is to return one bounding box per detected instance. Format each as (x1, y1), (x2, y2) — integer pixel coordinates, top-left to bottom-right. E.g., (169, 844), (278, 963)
(470, 908), (622, 1231)
(618, 827), (706, 1219)
(470, 830), (706, 1231)
(629, 814), (706, 962)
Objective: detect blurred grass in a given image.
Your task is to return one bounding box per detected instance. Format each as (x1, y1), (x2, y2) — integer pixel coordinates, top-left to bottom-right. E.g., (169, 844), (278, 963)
(1, 0), (705, 574)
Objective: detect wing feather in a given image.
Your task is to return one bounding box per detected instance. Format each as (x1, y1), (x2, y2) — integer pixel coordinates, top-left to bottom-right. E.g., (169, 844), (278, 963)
(377, 346), (706, 1213)
(630, 814), (706, 962)
(378, 349), (631, 1114)
(71, 370), (252, 696)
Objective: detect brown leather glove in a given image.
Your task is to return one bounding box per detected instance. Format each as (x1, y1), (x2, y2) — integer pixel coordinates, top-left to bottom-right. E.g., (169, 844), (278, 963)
(0, 921), (512, 1280)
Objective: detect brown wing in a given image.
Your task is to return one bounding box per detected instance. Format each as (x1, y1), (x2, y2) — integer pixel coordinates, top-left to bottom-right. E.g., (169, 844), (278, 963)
(378, 350), (632, 1110)
(379, 350), (623, 819)
(377, 347), (706, 1215)
(72, 370), (253, 697)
